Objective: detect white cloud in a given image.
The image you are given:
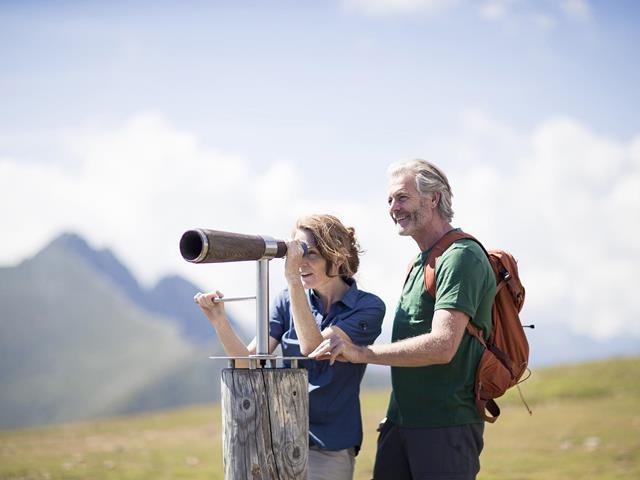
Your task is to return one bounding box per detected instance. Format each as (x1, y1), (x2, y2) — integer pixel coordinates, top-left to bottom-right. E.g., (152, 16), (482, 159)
(2, 110), (639, 341)
(479, 0), (516, 21)
(561, 0), (591, 21)
(341, 0), (459, 17)
(530, 12), (556, 30)
(0, 112), (393, 333)
(478, 0), (587, 29)
(0, 158), (79, 261)
(342, 0), (588, 31)
(450, 111), (640, 340)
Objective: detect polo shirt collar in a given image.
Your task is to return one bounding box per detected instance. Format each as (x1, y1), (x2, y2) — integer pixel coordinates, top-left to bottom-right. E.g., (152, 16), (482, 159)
(308, 277), (358, 310)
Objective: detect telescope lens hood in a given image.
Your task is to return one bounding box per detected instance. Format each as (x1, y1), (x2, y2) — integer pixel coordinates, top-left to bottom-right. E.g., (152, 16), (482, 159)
(180, 229), (209, 263)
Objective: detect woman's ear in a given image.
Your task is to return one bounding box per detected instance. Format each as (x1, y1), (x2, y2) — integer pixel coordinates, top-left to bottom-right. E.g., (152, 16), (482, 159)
(327, 261), (342, 277)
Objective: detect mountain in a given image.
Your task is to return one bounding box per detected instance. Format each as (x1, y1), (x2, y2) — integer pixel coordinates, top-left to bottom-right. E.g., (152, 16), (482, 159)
(0, 233), (228, 429)
(146, 274), (237, 345)
(3, 232), (635, 430)
(528, 323), (640, 368)
(49, 233), (247, 344)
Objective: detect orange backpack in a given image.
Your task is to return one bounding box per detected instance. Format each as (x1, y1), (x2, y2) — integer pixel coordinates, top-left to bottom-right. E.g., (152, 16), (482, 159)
(423, 230), (532, 423)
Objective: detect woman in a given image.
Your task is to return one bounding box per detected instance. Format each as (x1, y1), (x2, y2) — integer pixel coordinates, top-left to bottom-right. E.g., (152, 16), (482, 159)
(195, 214), (385, 480)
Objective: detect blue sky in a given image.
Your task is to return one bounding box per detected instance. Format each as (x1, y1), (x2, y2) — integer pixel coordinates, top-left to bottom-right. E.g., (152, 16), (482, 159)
(1, 0), (639, 355)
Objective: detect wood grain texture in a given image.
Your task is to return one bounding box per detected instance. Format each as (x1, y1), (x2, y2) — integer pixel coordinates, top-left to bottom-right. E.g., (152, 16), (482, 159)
(221, 368), (308, 479)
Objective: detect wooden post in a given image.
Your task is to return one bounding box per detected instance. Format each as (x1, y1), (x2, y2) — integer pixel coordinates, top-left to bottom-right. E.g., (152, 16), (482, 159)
(221, 368), (308, 479)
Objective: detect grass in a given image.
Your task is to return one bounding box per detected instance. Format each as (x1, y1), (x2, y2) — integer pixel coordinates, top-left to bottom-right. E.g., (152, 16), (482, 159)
(1, 356), (639, 479)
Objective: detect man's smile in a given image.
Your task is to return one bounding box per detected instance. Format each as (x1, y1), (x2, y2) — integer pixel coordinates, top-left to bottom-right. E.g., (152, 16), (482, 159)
(393, 213), (410, 225)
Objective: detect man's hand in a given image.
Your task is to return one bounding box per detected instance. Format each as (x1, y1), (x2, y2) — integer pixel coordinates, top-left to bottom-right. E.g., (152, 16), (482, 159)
(308, 334), (367, 365)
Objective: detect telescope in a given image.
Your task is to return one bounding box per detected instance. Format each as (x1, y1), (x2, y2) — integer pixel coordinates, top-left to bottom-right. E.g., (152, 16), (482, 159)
(180, 228), (306, 363)
(180, 229), (306, 263)
(182, 230), (311, 477)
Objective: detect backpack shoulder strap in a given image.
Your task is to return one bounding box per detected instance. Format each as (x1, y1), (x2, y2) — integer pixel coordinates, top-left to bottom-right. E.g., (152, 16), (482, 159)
(424, 229), (487, 343)
(424, 229), (479, 298)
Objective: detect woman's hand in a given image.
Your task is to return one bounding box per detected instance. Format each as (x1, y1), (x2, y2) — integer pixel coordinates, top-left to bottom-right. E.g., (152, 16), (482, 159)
(284, 239), (306, 283)
(194, 290), (226, 325)
(194, 290), (260, 362)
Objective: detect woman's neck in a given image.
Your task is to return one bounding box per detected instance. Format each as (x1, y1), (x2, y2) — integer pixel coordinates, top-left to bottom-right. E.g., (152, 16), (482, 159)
(314, 277), (350, 312)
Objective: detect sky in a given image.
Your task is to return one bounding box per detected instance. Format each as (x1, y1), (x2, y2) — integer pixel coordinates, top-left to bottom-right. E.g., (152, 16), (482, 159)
(1, 0), (639, 352)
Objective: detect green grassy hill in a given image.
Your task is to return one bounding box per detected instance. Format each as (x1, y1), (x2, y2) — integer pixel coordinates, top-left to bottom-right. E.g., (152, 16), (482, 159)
(1, 356), (638, 480)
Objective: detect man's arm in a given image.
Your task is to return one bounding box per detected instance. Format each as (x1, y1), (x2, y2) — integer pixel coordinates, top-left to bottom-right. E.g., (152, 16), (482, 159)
(309, 308), (469, 366)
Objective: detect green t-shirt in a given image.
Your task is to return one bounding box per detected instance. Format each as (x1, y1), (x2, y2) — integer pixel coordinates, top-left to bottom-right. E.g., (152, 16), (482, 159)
(386, 237), (496, 428)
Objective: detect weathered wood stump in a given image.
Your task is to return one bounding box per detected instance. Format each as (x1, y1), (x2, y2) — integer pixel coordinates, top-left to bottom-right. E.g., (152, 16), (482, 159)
(221, 368), (308, 479)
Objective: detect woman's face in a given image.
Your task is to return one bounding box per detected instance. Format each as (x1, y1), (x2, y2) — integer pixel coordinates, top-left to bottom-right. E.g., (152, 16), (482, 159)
(293, 229), (336, 291)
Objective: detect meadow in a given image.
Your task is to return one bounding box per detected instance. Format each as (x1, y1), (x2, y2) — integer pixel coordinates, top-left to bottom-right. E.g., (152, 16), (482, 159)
(1, 357), (638, 479)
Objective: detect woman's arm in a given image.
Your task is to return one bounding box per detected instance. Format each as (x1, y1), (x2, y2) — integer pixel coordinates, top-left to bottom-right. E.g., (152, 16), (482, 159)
(195, 290), (279, 367)
(284, 241), (325, 355)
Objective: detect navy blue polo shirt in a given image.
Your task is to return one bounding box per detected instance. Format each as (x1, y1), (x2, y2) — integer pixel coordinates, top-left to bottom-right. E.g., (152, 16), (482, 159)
(269, 278), (385, 452)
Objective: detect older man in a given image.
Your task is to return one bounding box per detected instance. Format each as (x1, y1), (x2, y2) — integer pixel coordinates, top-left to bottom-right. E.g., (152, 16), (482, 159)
(310, 159), (496, 480)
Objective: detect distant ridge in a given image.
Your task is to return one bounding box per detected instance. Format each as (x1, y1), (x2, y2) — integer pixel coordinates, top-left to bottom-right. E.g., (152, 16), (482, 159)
(45, 232), (247, 344)
(48, 232), (146, 304)
(0, 232), (230, 429)
(2, 232), (636, 430)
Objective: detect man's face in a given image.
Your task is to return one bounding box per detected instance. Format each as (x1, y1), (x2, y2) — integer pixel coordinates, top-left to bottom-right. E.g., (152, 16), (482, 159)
(387, 173), (432, 237)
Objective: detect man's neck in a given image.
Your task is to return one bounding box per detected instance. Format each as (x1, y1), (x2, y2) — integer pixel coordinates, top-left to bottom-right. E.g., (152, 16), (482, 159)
(413, 220), (453, 252)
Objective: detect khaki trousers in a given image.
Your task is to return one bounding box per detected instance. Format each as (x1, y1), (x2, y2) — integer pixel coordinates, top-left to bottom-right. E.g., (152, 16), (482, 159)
(308, 445), (356, 480)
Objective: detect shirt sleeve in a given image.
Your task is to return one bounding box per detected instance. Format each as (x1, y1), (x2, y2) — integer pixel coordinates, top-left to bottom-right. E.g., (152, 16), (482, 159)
(434, 243), (490, 318)
(333, 294), (385, 346)
(269, 289), (288, 342)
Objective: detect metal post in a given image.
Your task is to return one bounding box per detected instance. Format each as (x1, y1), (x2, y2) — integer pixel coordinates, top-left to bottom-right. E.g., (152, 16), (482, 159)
(255, 258), (270, 356)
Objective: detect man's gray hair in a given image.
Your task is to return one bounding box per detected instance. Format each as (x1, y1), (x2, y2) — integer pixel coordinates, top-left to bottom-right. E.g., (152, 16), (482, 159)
(388, 159), (454, 222)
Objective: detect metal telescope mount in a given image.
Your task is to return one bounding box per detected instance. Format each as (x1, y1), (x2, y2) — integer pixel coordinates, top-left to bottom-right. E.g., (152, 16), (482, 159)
(180, 228), (307, 370)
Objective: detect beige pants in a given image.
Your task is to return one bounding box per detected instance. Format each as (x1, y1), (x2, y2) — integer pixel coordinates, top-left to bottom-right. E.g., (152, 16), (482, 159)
(308, 445), (356, 480)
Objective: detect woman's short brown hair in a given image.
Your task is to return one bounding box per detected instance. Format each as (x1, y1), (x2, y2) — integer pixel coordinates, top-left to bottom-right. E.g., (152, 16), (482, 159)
(294, 214), (361, 279)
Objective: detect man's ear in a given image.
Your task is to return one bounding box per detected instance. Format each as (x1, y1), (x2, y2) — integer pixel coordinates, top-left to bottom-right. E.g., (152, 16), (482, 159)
(431, 192), (440, 208)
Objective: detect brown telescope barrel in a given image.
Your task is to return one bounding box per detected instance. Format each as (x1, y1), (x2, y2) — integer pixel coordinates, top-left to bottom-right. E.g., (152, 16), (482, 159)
(180, 229), (289, 263)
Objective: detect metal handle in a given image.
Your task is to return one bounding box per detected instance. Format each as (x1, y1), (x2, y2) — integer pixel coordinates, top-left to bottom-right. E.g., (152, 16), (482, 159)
(213, 296), (256, 303)
(193, 295), (256, 304)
